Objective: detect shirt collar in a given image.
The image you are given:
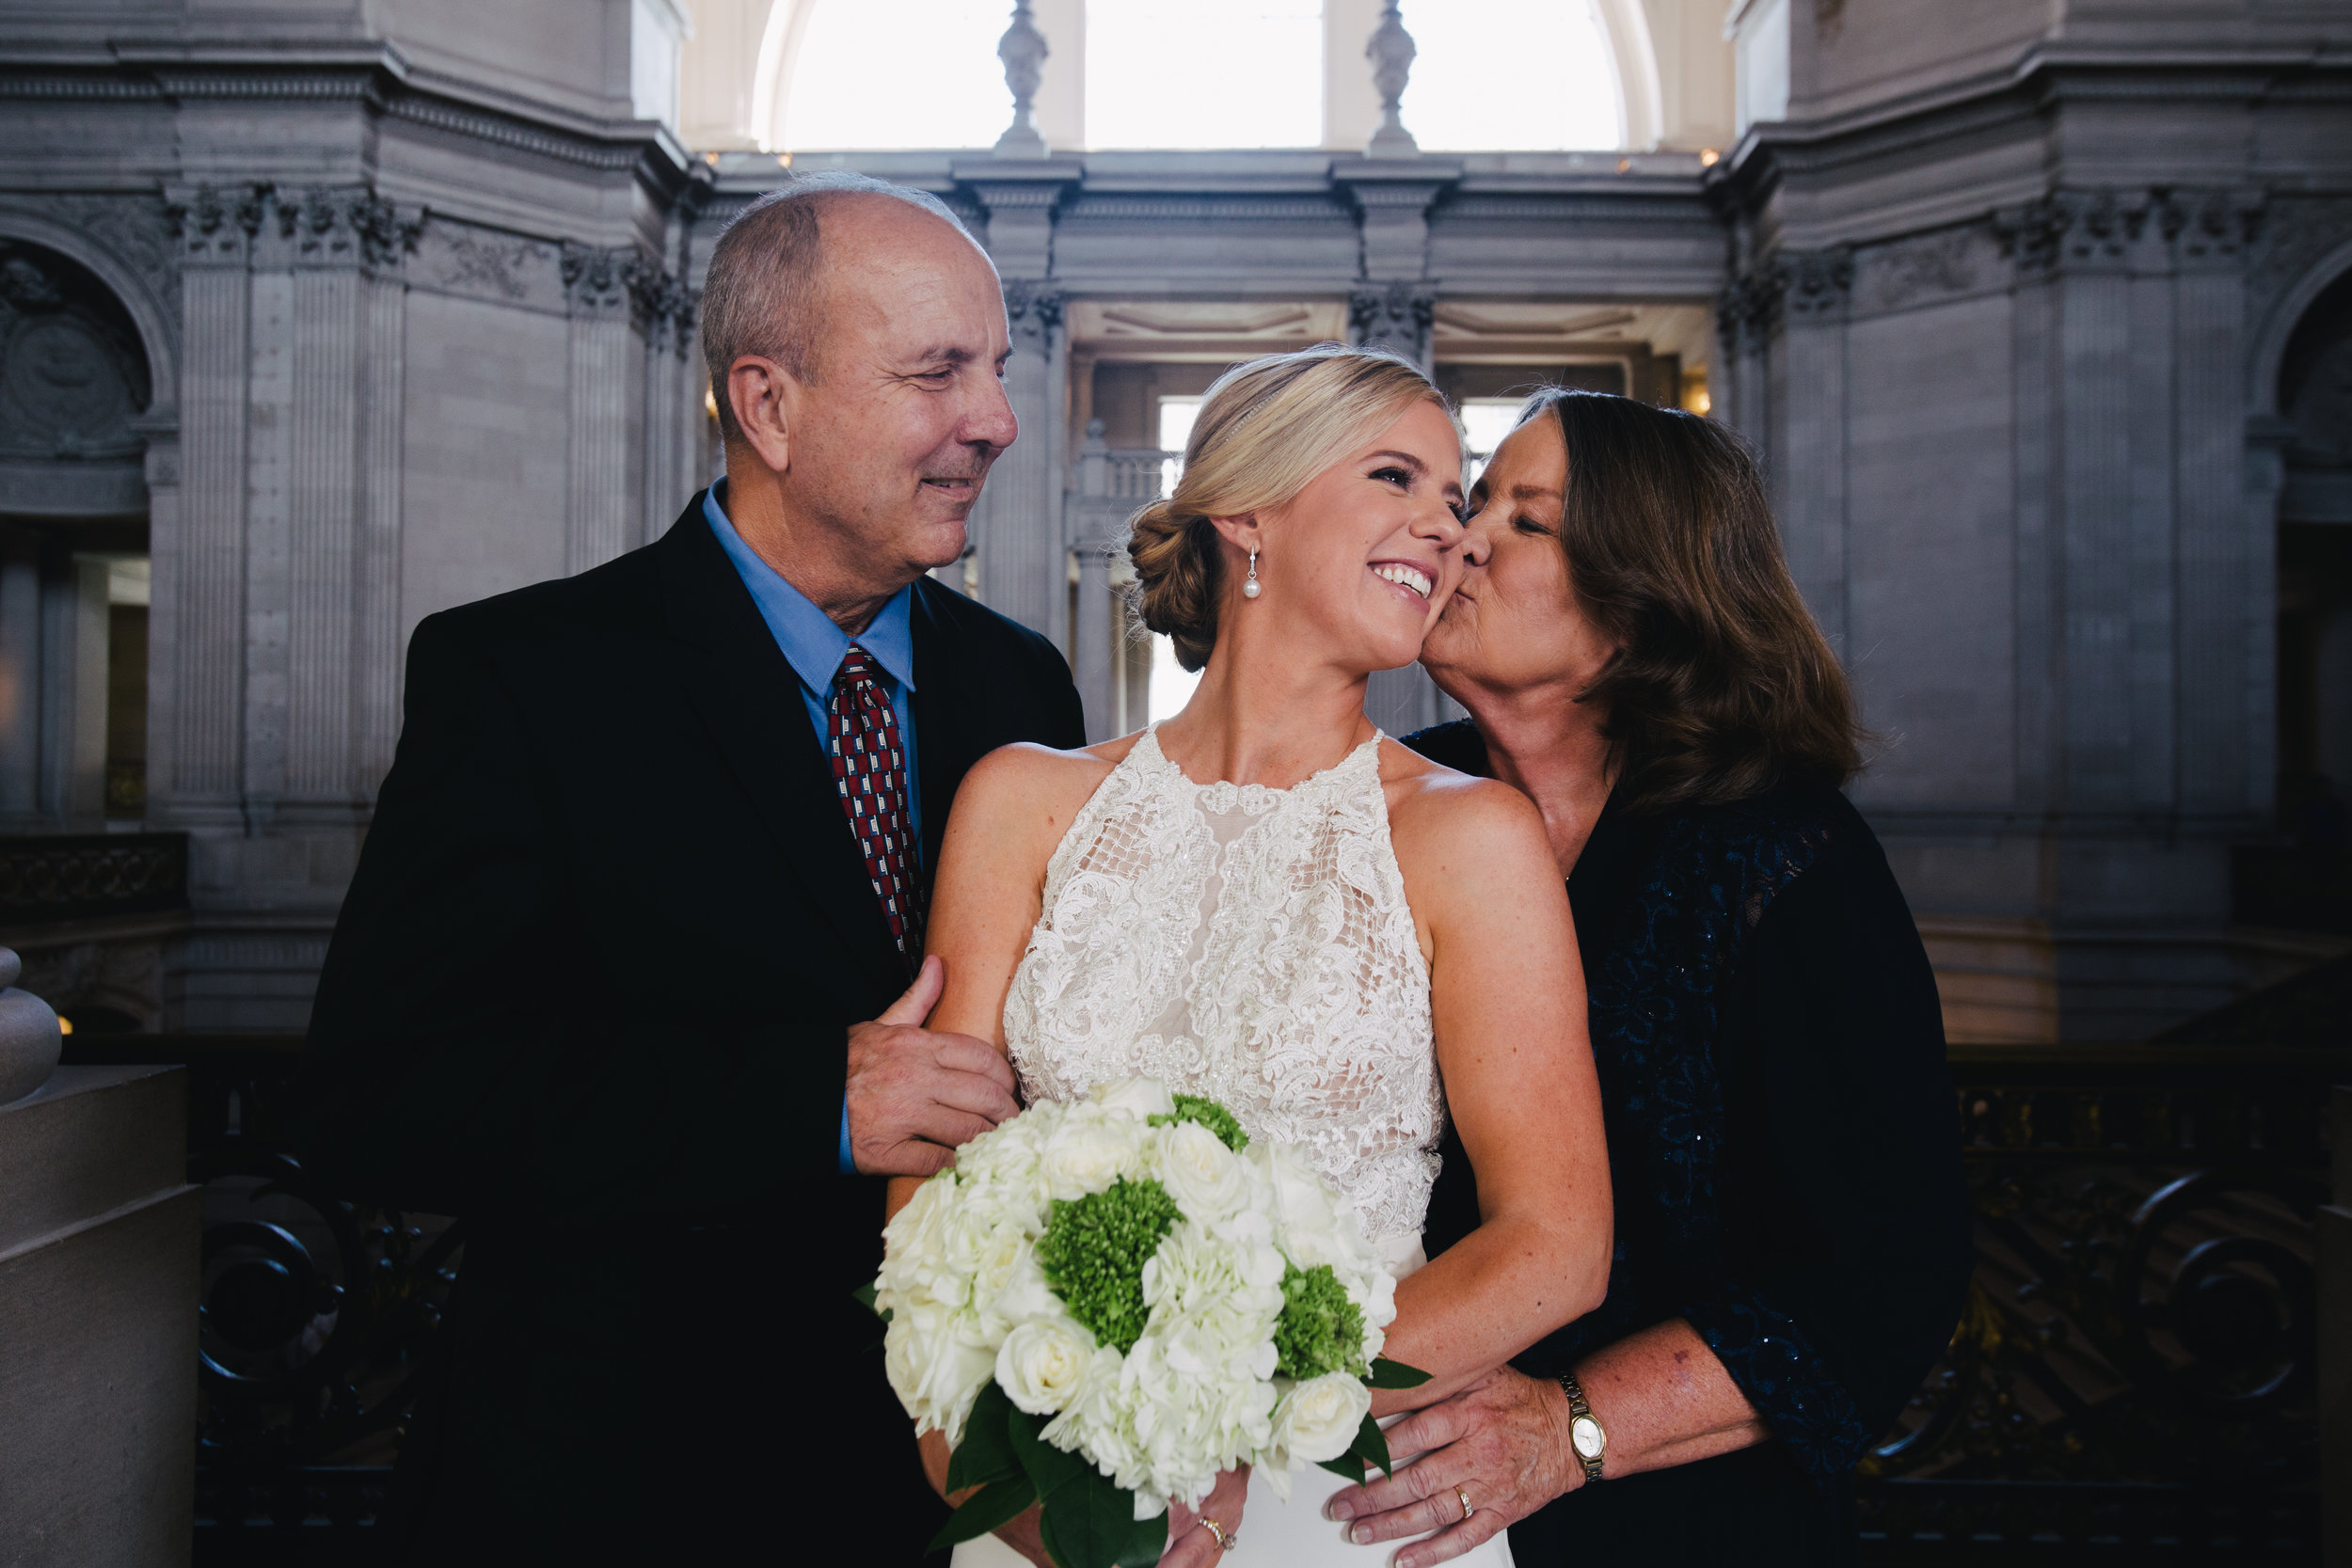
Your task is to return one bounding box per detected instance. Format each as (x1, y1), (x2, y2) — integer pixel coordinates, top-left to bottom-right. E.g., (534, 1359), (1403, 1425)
(703, 483), (917, 696)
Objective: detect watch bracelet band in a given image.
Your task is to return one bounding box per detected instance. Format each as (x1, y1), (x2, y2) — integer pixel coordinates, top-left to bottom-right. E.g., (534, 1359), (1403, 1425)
(1555, 1369), (1606, 1483)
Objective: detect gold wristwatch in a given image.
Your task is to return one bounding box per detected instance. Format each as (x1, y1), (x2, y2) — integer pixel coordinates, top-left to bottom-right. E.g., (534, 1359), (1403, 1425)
(1555, 1370), (1607, 1483)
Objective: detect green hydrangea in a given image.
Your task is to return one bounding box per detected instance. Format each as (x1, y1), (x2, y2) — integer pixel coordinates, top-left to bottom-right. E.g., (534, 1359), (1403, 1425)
(1035, 1177), (1184, 1354)
(1273, 1263), (1369, 1381)
(1150, 1093), (1248, 1152)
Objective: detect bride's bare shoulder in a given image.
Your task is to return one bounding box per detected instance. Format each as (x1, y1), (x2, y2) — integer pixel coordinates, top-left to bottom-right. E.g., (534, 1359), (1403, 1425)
(1376, 738), (1550, 866)
(948, 731), (1143, 837)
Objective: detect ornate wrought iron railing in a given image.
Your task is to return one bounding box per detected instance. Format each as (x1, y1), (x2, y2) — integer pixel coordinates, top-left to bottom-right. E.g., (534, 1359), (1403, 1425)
(1857, 1041), (2344, 1559)
(60, 1034), (457, 1565)
(63, 1034), (2344, 1563)
(0, 831), (188, 923)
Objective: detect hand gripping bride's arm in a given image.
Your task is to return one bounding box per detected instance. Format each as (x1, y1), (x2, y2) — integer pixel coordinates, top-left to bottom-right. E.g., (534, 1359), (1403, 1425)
(1374, 764), (1613, 1416)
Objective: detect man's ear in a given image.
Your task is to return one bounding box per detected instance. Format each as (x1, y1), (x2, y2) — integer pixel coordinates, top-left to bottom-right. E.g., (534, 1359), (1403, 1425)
(727, 355), (793, 475)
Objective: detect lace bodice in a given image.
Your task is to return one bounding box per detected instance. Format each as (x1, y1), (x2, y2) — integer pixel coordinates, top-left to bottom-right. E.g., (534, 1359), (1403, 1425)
(1003, 725), (1443, 1242)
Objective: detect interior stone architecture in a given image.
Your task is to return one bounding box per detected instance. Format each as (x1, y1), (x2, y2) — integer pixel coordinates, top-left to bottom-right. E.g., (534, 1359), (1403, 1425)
(0, 0), (2346, 1041)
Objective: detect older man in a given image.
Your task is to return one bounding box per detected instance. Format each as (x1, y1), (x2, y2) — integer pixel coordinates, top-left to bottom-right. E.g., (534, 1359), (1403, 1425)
(294, 174), (1082, 1563)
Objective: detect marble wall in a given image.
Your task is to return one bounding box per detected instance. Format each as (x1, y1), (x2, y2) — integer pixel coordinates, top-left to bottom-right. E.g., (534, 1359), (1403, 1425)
(2, 0), (2347, 1038)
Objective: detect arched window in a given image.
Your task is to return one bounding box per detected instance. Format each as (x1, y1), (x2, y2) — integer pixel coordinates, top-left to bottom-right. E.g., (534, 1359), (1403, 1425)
(778, 0), (1011, 151)
(1401, 0), (1622, 150)
(1086, 0), (1324, 150)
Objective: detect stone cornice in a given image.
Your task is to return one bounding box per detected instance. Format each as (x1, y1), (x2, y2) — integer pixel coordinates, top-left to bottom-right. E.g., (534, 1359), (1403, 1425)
(1720, 41), (2352, 199)
(0, 40), (690, 188)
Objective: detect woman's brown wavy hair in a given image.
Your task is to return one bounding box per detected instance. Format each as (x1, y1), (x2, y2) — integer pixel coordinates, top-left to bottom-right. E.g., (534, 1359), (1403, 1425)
(1524, 388), (1863, 812)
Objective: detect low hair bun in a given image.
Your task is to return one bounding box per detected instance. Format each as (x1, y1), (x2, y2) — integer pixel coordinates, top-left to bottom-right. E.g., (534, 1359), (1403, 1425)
(1125, 499), (1222, 673)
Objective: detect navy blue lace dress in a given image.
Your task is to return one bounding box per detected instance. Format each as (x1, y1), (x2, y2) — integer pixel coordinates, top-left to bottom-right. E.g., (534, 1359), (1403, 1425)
(1406, 721), (1971, 1566)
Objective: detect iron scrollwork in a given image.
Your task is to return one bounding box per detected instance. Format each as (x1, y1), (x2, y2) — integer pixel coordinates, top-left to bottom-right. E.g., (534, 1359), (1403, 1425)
(1857, 1051), (2336, 1552)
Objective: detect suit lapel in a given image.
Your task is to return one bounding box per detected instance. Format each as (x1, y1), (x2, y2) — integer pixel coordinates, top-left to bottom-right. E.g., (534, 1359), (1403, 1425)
(654, 499), (898, 979)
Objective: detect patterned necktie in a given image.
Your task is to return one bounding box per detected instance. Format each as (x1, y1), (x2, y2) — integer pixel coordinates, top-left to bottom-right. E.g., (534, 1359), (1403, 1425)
(826, 644), (924, 970)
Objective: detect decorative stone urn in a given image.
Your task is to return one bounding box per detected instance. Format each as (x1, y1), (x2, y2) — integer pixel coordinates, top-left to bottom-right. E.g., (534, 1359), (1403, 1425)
(0, 946), (62, 1107)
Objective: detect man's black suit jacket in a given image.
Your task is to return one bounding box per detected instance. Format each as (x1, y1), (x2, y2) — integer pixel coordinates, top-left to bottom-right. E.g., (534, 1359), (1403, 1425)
(292, 495), (1087, 1564)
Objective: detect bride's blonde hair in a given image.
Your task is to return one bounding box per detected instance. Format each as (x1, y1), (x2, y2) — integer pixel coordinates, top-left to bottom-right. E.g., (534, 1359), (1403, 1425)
(1125, 343), (1449, 672)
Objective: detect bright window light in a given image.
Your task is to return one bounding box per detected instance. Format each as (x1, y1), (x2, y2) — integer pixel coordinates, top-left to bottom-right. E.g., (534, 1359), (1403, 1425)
(1402, 0), (1622, 150)
(1148, 395), (1208, 718)
(1459, 400), (1523, 484)
(782, 0), (1010, 150)
(1088, 0), (1323, 150)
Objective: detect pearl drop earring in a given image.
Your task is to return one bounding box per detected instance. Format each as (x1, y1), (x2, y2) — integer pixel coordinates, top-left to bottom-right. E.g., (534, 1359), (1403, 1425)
(1243, 547), (1262, 599)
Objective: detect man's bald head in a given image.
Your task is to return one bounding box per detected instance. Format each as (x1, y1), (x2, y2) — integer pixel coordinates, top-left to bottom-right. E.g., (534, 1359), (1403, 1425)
(700, 173), (987, 444)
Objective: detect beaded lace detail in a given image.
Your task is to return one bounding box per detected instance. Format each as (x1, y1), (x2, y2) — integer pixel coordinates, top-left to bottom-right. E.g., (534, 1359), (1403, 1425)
(1004, 725), (1443, 1243)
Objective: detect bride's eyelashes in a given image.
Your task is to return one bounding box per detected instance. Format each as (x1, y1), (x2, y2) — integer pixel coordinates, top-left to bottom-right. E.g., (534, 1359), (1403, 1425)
(1369, 464), (1415, 488)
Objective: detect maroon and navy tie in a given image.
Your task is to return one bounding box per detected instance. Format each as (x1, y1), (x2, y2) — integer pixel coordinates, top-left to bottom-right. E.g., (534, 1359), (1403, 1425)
(826, 645), (923, 971)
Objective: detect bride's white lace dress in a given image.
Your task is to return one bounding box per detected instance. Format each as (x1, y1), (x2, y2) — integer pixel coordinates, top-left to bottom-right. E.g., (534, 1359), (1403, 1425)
(953, 725), (1514, 1566)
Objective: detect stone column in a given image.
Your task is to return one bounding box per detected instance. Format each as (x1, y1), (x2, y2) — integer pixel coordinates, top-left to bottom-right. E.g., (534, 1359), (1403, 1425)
(161, 184), (266, 816)
(1998, 202), (2062, 815)
(1069, 420), (1118, 744)
(983, 278), (1066, 640)
(37, 549), (108, 822)
(2167, 190), (2264, 820)
(282, 189), (368, 808)
(563, 244), (644, 576)
(354, 207), (412, 798)
(2052, 191), (2147, 814)
(1345, 278), (1454, 736)
(1772, 248), (1852, 651)
(0, 526), (39, 817)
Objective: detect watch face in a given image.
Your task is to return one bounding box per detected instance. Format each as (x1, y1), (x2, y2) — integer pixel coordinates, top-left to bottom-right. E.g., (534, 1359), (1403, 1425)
(1572, 1415), (1605, 1459)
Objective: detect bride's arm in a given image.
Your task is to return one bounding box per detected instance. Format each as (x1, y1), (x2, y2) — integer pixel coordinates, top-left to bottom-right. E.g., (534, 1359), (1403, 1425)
(878, 741), (1113, 1567)
(1375, 768), (1612, 1414)
(883, 740), (1090, 1229)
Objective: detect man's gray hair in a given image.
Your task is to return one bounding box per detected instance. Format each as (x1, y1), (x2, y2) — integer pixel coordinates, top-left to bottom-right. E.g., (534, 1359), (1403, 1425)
(700, 172), (977, 444)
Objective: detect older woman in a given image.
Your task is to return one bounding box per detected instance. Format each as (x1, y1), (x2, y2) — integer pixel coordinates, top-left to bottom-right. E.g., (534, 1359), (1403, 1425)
(1328, 390), (1972, 1566)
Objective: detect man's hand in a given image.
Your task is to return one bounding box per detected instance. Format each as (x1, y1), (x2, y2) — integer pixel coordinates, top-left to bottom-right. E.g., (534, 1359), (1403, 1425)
(845, 955), (1021, 1176)
(1324, 1369), (1579, 1568)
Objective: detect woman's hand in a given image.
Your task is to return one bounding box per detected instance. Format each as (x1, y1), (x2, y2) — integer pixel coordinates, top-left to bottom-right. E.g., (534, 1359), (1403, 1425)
(1160, 1465), (1249, 1567)
(1325, 1369), (1577, 1568)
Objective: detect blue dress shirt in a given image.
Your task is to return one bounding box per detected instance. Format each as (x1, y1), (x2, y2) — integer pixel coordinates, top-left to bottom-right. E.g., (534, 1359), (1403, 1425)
(704, 485), (922, 1175)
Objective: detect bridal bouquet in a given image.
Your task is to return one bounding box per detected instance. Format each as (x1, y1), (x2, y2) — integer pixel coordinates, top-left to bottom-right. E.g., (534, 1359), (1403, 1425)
(867, 1077), (1427, 1568)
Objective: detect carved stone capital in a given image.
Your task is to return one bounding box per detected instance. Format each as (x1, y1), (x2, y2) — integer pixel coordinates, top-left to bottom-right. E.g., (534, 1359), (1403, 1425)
(1348, 279), (1437, 360)
(278, 186), (421, 270)
(166, 182), (271, 266)
(560, 242), (639, 317)
(1003, 278), (1065, 352)
(1774, 246), (1853, 321)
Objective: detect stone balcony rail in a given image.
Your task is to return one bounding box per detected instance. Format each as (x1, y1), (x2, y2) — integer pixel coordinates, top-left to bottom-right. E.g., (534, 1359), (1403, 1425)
(0, 832), (191, 926)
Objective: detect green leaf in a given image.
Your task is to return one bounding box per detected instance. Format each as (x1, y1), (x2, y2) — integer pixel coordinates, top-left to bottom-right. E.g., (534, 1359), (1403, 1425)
(1315, 1453), (1369, 1482)
(1037, 1463), (1165, 1568)
(1006, 1402), (1088, 1501)
(927, 1475), (1039, 1552)
(946, 1384), (1023, 1494)
(851, 1282), (881, 1315)
(1365, 1356), (1432, 1390)
(1353, 1411), (1397, 1480)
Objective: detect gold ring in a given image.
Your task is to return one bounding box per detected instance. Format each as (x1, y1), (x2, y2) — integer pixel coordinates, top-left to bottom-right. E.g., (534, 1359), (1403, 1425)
(1454, 1483), (1475, 1522)
(1198, 1516), (1234, 1552)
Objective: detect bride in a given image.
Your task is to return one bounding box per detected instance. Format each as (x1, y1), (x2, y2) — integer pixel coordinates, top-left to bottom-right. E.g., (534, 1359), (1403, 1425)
(888, 344), (1612, 1567)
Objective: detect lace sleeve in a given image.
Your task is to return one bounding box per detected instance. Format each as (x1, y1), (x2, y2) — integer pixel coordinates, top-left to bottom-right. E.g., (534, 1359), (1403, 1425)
(1681, 1284), (1871, 1489)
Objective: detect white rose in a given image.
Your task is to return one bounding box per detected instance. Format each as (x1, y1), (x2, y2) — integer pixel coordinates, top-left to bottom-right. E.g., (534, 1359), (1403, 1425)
(1090, 1076), (1177, 1121)
(1149, 1119), (1251, 1223)
(1039, 1108), (1141, 1201)
(882, 1296), (996, 1445)
(1248, 1141), (1375, 1273)
(1270, 1371), (1371, 1465)
(996, 1317), (1098, 1416)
